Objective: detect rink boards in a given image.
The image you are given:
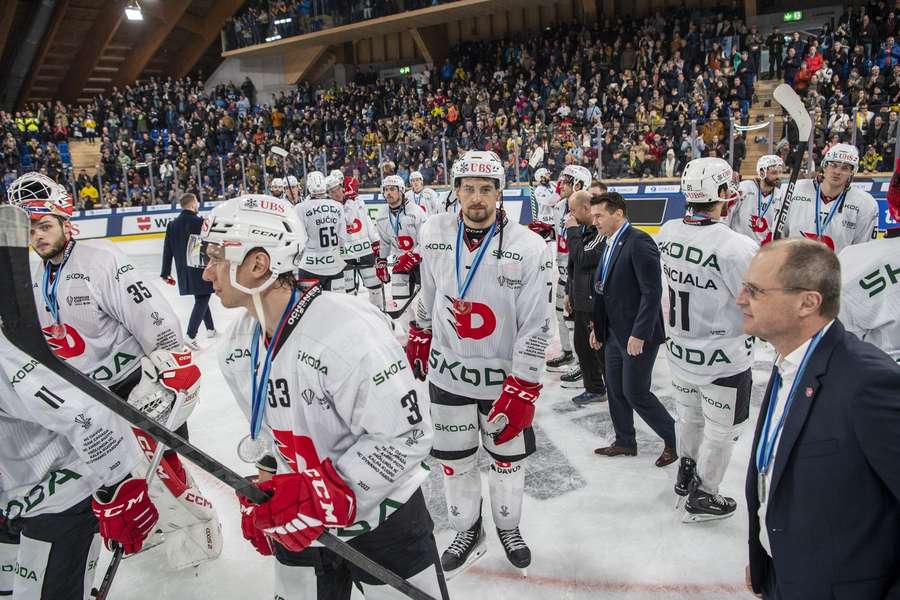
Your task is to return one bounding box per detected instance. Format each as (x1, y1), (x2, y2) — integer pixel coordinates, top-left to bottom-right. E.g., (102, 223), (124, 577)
(66, 179), (897, 241)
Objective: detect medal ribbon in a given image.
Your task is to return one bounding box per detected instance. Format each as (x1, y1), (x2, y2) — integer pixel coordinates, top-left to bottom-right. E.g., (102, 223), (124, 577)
(41, 239), (77, 328)
(813, 184), (847, 239)
(454, 219), (498, 301)
(757, 184), (777, 218)
(754, 327), (826, 479)
(598, 221), (630, 289)
(388, 207), (402, 238)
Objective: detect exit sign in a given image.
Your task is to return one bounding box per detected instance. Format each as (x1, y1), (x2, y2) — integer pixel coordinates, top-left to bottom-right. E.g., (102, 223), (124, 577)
(783, 10), (802, 22)
(399, 66), (411, 75)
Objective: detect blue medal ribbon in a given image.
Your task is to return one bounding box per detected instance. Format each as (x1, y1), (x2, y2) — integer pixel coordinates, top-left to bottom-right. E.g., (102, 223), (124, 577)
(813, 184), (847, 239)
(455, 219), (498, 301)
(756, 184), (777, 219)
(597, 221), (630, 290)
(41, 239), (76, 327)
(388, 207), (402, 238)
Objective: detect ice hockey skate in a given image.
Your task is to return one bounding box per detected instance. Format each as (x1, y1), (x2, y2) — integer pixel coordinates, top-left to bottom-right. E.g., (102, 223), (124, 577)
(560, 365), (584, 389)
(683, 489), (737, 523)
(497, 526), (531, 576)
(546, 350), (574, 371)
(441, 516), (487, 580)
(673, 457), (699, 509)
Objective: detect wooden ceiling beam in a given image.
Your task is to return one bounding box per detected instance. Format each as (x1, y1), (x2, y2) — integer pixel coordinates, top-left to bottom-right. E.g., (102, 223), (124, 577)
(110, 0), (193, 88)
(58, 0), (127, 103)
(17, 0), (71, 109)
(169, 0), (244, 78)
(0, 0), (17, 63)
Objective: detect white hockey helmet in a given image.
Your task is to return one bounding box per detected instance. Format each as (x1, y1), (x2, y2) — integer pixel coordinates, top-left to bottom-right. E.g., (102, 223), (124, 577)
(285, 175), (300, 188)
(190, 194), (305, 297)
(381, 174), (406, 195)
(270, 177), (285, 192)
(822, 143), (859, 176)
(561, 164), (592, 192)
(451, 150), (505, 190)
(534, 167), (551, 185)
(306, 171), (327, 197)
(756, 155), (784, 178)
(329, 169), (344, 180)
(680, 157), (738, 204)
(325, 174), (343, 191)
(7, 172), (73, 220)
(409, 171), (424, 182)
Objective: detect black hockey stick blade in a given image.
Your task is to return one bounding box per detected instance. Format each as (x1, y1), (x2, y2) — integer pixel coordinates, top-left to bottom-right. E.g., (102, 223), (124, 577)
(770, 84), (812, 241)
(387, 285), (421, 319)
(0, 206), (439, 600)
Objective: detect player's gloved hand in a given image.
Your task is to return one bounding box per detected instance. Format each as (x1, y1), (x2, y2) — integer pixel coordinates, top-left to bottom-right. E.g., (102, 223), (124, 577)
(527, 220), (555, 240)
(487, 376), (542, 445)
(127, 349), (201, 429)
(392, 251), (421, 274)
(371, 240), (380, 258)
(406, 323), (432, 380)
(237, 477), (273, 556)
(162, 276), (176, 286)
(375, 257), (391, 284)
(253, 460), (356, 553)
(92, 478), (159, 554)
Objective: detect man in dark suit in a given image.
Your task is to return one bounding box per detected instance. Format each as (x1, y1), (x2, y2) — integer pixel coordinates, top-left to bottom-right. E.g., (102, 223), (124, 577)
(740, 239), (900, 600)
(161, 193), (215, 348)
(589, 192), (677, 466)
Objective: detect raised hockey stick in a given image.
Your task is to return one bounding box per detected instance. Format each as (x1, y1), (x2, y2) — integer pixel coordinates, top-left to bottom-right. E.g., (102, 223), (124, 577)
(770, 83), (813, 241)
(527, 147), (544, 222)
(271, 145), (300, 203)
(0, 206), (438, 600)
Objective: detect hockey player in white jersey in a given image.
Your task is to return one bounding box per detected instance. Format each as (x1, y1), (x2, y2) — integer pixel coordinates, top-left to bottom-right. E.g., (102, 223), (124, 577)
(780, 143), (878, 252)
(325, 173), (385, 310)
(195, 194), (443, 599)
(838, 158), (900, 363)
(533, 167), (561, 226)
(659, 158), (757, 521)
(270, 178), (285, 199)
(406, 150), (554, 577)
(728, 154), (784, 245)
(406, 171), (440, 216)
(8, 172), (222, 572)
(375, 175), (427, 333)
(295, 171), (348, 291)
(0, 327), (161, 599)
(284, 175), (302, 204)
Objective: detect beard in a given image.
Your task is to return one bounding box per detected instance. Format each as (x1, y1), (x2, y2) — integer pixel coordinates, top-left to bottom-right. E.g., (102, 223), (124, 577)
(33, 234), (67, 261)
(462, 205), (493, 225)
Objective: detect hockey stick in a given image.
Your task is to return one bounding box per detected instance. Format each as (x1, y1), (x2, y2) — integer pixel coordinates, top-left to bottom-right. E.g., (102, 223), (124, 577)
(93, 393), (187, 600)
(271, 146), (299, 204)
(770, 84), (813, 241)
(0, 206), (438, 600)
(527, 147), (543, 222)
(387, 284), (421, 320)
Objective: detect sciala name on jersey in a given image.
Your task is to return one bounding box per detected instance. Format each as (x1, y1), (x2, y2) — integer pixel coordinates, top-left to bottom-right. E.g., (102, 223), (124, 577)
(657, 218), (758, 384)
(729, 179), (782, 245)
(296, 198), (348, 275)
(30, 239), (183, 385)
(375, 203), (427, 258)
(780, 179), (879, 253)
(417, 214), (554, 399)
(218, 292), (432, 535)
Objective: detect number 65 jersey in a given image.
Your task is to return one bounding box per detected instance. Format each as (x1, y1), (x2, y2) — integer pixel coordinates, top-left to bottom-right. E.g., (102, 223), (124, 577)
(657, 218), (758, 384)
(218, 291), (433, 536)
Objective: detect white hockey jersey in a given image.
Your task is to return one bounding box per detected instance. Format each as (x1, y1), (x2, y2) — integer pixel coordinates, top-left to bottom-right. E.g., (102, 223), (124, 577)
(657, 218), (758, 384)
(554, 197), (570, 274)
(375, 202), (427, 259)
(30, 239), (184, 386)
(405, 187), (440, 216)
(296, 197), (348, 276)
(436, 190), (458, 215)
(218, 291), (432, 536)
(838, 235), (900, 363)
(340, 197), (376, 260)
(729, 179), (782, 245)
(416, 214), (554, 399)
(534, 184), (560, 224)
(780, 179), (879, 252)
(0, 332), (142, 519)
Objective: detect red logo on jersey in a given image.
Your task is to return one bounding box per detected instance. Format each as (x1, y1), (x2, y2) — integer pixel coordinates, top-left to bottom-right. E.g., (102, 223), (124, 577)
(442, 464), (455, 476)
(750, 216), (773, 245)
(42, 324), (86, 360)
(137, 216), (151, 232)
(272, 429), (322, 473)
(347, 218), (363, 234)
(398, 235), (414, 251)
(557, 235), (568, 254)
(801, 231), (836, 251)
(447, 299), (496, 340)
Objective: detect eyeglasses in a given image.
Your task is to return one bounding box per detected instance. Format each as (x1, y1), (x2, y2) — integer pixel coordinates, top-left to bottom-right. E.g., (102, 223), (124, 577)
(741, 282), (814, 300)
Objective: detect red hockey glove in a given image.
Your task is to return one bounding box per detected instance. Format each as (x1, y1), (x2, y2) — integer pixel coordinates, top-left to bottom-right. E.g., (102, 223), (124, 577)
(162, 276), (176, 286)
(392, 251), (421, 274)
(150, 349), (201, 397)
(406, 323), (432, 381)
(487, 376), (542, 445)
(237, 477), (273, 556)
(527, 220), (555, 240)
(253, 459), (356, 553)
(371, 240), (380, 258)
(92, 478), (159, 554)
(375, 257), (391, 283)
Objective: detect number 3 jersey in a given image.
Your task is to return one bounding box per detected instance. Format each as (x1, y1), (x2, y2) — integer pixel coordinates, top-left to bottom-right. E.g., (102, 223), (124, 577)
(375, 202), (427, 259)
(296, 197), (348, 276)
(657, 218), (758, 384)
(30, 239), (184, 386)
(780, 179), (879, 252)
(416, 214), (554, 399)
(218, 292), (432, 536)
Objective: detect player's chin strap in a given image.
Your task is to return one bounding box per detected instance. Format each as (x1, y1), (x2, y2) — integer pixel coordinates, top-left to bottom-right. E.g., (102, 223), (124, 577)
(252, 291), (268, 339)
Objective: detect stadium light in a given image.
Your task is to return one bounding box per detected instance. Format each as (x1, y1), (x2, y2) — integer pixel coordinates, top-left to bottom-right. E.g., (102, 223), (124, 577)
(125, 0), (143, 21)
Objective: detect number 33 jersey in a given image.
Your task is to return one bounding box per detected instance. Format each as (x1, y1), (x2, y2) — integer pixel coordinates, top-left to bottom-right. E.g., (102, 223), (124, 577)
(218, 292), (432, 536)
(657, 219), (758, 384)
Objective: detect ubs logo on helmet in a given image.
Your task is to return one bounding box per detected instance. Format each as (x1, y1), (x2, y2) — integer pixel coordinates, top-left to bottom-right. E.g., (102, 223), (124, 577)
(42, 324), (86, 360)
(445, 296), (496, 340)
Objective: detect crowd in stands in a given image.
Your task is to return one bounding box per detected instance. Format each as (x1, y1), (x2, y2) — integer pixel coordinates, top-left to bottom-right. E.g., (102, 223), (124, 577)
(779, 2), (900, 172)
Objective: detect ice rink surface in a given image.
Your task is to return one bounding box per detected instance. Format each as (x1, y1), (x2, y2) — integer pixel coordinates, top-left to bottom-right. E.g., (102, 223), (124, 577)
(104, 237), (765, 599)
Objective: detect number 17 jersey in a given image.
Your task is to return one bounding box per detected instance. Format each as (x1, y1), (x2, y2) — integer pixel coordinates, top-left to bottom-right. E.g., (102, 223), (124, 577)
(657, 219), (758, 384)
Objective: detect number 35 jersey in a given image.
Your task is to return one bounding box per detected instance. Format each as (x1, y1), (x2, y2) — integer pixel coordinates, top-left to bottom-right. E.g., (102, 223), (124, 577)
(30, 239), (184, 387)
(657, 219), (758, 384)
(218, 291), (432, 537)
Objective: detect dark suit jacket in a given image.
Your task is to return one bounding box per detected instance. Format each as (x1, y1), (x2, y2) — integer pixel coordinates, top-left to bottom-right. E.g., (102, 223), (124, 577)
(746, 320), (900, 599)
(565, 224), (604, 312)
(591, 226), (665, 347)
(161, 210), (213, 296)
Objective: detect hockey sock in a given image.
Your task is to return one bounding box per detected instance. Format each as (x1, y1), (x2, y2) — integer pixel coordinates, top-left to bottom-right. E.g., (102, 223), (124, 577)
(488, 459), (526, 531)
(441, 454), (482, 532)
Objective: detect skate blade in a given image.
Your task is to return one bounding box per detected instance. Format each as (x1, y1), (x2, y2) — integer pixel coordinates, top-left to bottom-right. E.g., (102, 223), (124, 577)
(681, 511), (735, 524)
(560, 382), (585, 390)
(546, 365), (573, 373)
(443, 544), (487, 581)
(673, 495), (687, 510)
(515, 567), (528, 578)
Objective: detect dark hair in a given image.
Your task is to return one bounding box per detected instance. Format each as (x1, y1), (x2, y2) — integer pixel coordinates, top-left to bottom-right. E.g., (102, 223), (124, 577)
(766, 239), (841, 318)
(179, 193), (198, 208)
(590, 180), (608, 193)
(591, 191), (627, 216)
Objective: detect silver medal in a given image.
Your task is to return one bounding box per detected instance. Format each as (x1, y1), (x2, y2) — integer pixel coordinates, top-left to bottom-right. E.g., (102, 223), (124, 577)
(237, 434), (270, 463)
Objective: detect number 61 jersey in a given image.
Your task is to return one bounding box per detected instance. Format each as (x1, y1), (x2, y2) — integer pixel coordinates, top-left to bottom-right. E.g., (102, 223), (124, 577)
(218, 291), (432, 537)
(657, 219), (758, 384)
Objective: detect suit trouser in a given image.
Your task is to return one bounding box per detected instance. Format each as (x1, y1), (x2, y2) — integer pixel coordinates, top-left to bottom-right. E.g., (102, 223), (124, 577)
(763, 563), (783, 600)
(572, 310), (605, 393)
(186, 293), (214, 339)
(604, 334), (675, 448)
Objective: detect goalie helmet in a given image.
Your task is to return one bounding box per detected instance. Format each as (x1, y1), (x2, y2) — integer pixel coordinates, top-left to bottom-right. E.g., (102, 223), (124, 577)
(451, 150), (505, 190)
(7, 172), (73, 220)
(306, 171), (327, 197)
(534, 167), (551, 185)
(381, 174), (405, 195)
(561, 164), (592, 192)
(190, 194), (306, 296)
(680, 157), (738, 204)
(756, 155), (784, 178)
(822, 143), (859, 176)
